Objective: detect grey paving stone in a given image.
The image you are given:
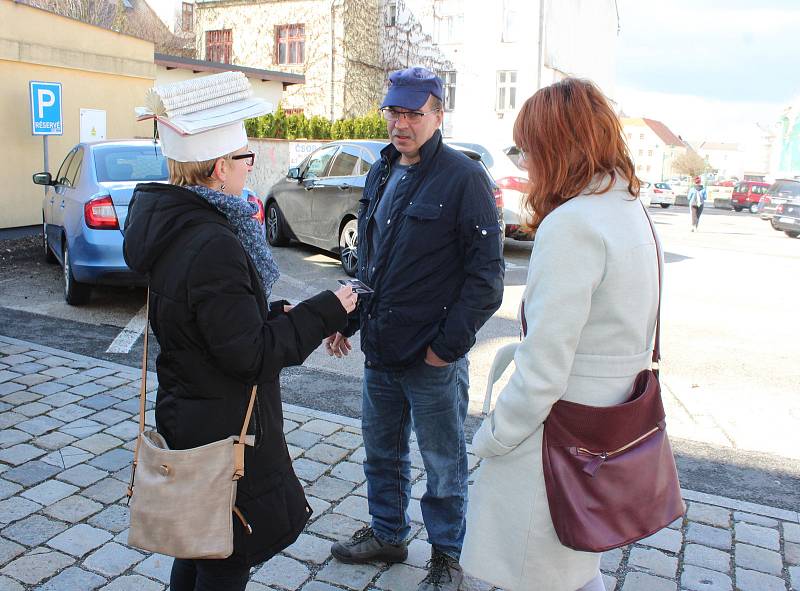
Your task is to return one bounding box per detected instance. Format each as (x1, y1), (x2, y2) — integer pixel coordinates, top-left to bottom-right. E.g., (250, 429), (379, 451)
(0, 443), (45, 465)
(734, 543), (783, 576)
(0, 345), (29, 355)
(620, 571), (676, 591)
(102, 420), (138, 441)
(11, 373), (50, 387)
(734, 522), (780, 550)
(0, 548), (74, 584)
(133, 553), (172, 583)
(14, 415), (64, 437)
(785, 521), (800, 544)
(83, 367), (119, 378)
(252, 554), (310, 588)
(0, 537), (25, 566)
(600, 547), (623, 572)
(1, 461), (61, 486)
(0, 479), (22, 501)
(333, 495), (372, 522)
(15, 401), (51, 417)
(47, 523), (113, 557)
(29, 382), (70, 396)
(21, 479), (78, 505)
(1, 515), (68, 547)
(94, 376), (129, 388)
(316, 559), (381, 590)
(82, 478), (128, 504)
(0, 497), (42, 526)
(0, 430), (31, 448)
(301, 419), (342, 436)
(680, 564), (733, 591)
(308, 513), (366, 540)
(90, 409), (131, 426)
(83, 542), (144, 576)
(306, 495), (331, 521)
(56, 373), (95, 387)
(43, 495), (103, 523)
(733, 512), (779, 528)
(41, 445), (94, 469)
(411, 479), (427, 500)
(603, 573), (617, 591)
(78, 393), (118, 409)
(88, 504), (129, 533)
(786, 541), (800, 565)
(293, 458), (329, 482)
(350, 447), (367, 463)
(734, 567), (787, 591)
(683, 544), (730, 573)
(0, 383), (26, 398)
(283, 533), (333, 564)
(36, 566), (107, 591)
(106, 386), (138, 400)
(628, 547), (677, 579)
(0, 371), (22, 386)
(306, 476), (356, 502)
(0, 574), (23, 591)
(687, 523), (732, 551)
(47, 403), (95, 422)
(59, 418), (105, 439)
(285, 428), (323, 449)
(639, 527), (683, 553)
(41, 366), (77, 378)
(305, 443), (350, 464)
(325, 430), (364, 450)
(287, 444), (303, 460)
(0, 401), (8, 412)
(74, 433), (124, 455)
(0, 355), (34, 366)
(33, 431), (77, 450)
(0, 411), (24, 430)
(300, 583), (341, 591)
(57, 464), (108, 487)
(88, 448), (132, 472)
(98, 574), (164, 591)
(375, 563), (426, 590)
(688, 502), (731, 529)
(789, 566), (799, 591)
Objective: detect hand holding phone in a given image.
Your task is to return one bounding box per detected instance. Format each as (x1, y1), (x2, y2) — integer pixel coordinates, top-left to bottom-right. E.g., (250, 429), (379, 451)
(338, 278), (374, 294)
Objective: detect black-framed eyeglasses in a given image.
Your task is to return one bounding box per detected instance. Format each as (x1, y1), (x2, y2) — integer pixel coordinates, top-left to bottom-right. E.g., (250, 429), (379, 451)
(380, 107), (441, 122)
(231, 151), (256, 166)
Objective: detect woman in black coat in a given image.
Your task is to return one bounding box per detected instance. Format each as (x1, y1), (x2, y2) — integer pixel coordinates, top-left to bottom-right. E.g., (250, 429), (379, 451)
(123, 141), (357, 590)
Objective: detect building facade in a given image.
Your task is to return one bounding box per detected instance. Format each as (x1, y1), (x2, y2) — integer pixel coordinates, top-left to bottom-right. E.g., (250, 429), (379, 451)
(622, 118), (687, 182)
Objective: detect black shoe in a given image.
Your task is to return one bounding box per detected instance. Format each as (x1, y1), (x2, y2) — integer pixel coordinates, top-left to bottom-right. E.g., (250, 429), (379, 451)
(417, 547), (464, 590)
(330, 526), (408, 564)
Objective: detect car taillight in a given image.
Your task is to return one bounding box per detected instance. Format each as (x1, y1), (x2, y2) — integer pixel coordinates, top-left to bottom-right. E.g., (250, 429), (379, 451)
(492, 187), (504, 208)
(496, 176), (529, 193)
(776, 204), (784, 214)
(247, 195), (265, 225)
(653, 188), (663, 193)
(84, 195), (119, 229)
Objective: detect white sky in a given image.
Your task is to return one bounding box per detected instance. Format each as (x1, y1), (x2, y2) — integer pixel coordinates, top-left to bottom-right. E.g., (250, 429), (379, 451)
(615, 0), (800, 143)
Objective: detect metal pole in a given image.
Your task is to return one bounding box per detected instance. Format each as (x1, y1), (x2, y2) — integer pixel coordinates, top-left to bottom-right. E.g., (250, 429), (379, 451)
(536, 0), (545, 90)
(43, 135), (49, 197)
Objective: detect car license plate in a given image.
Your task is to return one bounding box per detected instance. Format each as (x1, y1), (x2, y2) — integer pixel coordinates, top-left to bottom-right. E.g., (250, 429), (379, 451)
(778, 217), (795, 224)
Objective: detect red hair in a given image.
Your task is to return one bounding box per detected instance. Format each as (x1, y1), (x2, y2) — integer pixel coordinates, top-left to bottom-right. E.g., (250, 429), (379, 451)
(513, 78), (640, 229)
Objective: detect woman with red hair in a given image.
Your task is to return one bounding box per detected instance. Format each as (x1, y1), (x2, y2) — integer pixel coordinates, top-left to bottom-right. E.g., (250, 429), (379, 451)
(460, 78), (662, 590)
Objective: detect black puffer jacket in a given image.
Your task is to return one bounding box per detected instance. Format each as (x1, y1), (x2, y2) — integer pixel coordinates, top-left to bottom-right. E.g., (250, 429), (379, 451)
(123, 183), (346, 566)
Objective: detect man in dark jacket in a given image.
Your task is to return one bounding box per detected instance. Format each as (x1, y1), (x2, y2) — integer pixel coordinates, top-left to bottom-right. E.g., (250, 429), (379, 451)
(326, 67), (504, 590)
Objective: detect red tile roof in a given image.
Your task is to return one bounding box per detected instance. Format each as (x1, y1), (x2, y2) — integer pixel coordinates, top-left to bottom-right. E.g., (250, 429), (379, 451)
(641, 118), (685, 147)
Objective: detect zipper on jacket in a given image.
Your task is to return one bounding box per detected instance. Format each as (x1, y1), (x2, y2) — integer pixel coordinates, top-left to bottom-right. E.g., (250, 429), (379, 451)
(574, 422), (664, 477)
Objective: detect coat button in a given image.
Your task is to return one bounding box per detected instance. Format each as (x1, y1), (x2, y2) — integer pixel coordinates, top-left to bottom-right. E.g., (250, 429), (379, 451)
(367, 313), (372, 320)
(367, 361), (373, 367)
(159, 464), (170, 476)
(481, 229), (487, 235)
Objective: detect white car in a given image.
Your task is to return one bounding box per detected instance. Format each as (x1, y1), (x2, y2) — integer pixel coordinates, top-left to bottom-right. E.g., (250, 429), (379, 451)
(447, 141), (533, 240)
(639, 181), (652, 207)
(650, 182), (675, 208)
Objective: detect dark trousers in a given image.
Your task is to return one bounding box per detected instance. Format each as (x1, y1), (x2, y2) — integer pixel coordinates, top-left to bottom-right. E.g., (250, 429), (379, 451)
(691, 204), (704, 228)
(170, 558), (250, 591)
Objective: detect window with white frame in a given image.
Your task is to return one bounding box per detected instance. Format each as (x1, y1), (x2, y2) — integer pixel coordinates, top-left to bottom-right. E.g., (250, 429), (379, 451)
(496, 70), (517, 112)
(438, 71), (456, 111)
(435, 14), (464, 44)
(386, 1), (398, 26)
(502, 0), (520, 42)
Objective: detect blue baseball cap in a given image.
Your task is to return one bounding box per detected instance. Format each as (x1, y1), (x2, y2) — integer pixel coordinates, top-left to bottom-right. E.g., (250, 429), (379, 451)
(381, 67), (444, 110)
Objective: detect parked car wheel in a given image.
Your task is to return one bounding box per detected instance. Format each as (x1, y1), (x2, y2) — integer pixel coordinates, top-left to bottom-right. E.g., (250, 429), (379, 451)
(42, 216), (57, 264)
(339, 219), (358, 277)
(749, 203), (759, 214)
(660, 203), (671, 209)
(785, 231), (799, 239)
(63, 243), (91, 305)
(266, 201), (289, 246)
(770, 218), (780, 230)
(733, 206), (743, 212)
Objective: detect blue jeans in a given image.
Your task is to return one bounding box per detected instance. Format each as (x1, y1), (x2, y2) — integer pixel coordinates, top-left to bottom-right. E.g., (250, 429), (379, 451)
(362, 357), (470, 558)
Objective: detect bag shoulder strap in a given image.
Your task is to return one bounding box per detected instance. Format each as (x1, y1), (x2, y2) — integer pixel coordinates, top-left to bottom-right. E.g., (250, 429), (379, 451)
(640, 202), (662, 368)
(128, 287), (258, 497)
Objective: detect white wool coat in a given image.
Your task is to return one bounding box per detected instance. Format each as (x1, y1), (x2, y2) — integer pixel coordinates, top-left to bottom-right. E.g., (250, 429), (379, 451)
(461, 179), (661, 591)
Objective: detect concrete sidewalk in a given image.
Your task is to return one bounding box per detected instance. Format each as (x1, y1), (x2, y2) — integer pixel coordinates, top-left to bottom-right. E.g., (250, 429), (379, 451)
(0, 335), (798, 591)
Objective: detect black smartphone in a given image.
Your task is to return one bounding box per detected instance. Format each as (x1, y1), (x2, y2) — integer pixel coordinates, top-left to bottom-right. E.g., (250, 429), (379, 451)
(338, 278), (374, 294)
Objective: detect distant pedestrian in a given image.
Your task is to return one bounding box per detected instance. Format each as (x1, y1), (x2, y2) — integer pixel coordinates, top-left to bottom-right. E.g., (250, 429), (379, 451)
(688, 176), (707, 231)
(460, 78), (662, 591)
(325, 66), (505, 590)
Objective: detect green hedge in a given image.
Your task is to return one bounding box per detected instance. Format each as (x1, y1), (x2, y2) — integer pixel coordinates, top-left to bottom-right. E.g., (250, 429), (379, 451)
(245, 106), (388, 140)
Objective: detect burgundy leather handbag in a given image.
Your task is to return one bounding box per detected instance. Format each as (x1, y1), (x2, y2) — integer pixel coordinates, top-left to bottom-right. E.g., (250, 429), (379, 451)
(541, 206), (685, 552)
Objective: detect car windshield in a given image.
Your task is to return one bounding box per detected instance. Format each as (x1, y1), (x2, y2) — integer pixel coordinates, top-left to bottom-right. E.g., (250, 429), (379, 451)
(94, 145), (167, 182)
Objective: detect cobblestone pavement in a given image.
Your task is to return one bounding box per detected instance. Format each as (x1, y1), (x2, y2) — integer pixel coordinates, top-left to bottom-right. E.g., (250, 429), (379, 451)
(0, 334), (799, 591)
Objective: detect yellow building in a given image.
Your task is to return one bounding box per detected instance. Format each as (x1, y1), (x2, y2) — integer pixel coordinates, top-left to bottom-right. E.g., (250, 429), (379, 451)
(1, 0), (155, 229)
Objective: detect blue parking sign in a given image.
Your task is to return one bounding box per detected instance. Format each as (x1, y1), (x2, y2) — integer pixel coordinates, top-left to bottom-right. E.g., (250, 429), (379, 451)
(30, 81), (63, 136)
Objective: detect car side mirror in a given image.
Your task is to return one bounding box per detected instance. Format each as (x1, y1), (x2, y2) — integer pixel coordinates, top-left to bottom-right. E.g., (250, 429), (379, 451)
(287, 167), (301, 180)
(32, 172), (54, 186)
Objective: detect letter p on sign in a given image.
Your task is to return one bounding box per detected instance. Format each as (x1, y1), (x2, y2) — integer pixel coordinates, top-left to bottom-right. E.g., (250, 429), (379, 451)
(37, 89), (55, 118)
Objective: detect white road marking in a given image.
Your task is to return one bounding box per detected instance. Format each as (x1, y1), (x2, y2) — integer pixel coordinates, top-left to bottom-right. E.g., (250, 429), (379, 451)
(106, 305), (148, 353)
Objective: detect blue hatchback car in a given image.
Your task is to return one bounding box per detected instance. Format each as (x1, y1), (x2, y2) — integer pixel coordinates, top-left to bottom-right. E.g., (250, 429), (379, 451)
(33, 140), (265, 305)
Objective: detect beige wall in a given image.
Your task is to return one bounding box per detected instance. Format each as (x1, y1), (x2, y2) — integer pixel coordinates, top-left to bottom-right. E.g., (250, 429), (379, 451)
(0, 0), (155, 229)
(155, 66), (285, 108)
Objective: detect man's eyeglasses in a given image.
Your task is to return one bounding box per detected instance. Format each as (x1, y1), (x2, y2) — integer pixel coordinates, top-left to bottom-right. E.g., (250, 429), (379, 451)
(380, 107), (441, 122)
(231, 151), (256, 166)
